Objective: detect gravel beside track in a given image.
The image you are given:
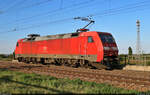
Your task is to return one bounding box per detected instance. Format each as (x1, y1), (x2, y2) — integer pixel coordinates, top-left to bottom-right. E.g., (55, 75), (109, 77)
(0, 61), (150, 92)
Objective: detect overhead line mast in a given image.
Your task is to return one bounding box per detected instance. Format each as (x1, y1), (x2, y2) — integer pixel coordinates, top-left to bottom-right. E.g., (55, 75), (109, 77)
(136, 19), (141, 55)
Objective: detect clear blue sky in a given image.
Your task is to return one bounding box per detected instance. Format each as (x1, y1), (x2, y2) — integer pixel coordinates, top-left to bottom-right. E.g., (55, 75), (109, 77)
(0, 0), (150, 54)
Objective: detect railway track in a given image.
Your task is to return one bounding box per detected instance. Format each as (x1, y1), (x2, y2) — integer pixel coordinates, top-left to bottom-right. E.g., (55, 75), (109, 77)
(35, 67), (150, 91)
(0, 61), (150, 91)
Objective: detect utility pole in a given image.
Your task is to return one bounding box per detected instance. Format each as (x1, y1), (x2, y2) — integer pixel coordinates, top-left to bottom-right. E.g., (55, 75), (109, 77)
(136, 19), (141, 55)
(136, 19), (141, 64)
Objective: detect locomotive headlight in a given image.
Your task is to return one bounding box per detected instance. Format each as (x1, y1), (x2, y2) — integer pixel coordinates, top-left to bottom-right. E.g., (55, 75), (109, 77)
(104, 47), (110, 50)
(112, 47), (118, 51)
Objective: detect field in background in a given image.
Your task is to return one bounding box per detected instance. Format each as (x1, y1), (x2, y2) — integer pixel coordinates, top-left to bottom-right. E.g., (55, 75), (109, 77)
(0, 69), (143, 94)
(119, 54), (150, 66)
(0, 54), (13, 61)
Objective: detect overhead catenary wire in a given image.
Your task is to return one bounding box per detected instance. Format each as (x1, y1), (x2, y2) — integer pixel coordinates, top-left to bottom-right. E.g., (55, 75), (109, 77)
(0, 0), (98, 27)
(1, 5), (149, 34)
(0, 0), (53, 14)
(3, 0), (26, 13)
(1, 0), (150, 34)
(18, 0), (53, 10)
(4, 0), (103, 28)
(0, 0), (14, 13)
(91, 0), (150, 17)
(0, 17), (73, 34)
(96, 5), (150, 18)
(1, 0), (149, 29)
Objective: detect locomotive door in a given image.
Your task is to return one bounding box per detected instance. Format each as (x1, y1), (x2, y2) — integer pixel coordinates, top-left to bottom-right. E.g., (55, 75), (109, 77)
(86, 36), (96, 54)
(79, 36), (88, 58)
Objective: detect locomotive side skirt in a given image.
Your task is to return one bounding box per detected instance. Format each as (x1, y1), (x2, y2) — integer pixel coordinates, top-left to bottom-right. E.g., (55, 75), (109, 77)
(15, 54), (97, 62)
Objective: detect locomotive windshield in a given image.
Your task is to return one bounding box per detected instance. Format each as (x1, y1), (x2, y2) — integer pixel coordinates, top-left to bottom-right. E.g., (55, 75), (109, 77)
(99, 34), (115, 43)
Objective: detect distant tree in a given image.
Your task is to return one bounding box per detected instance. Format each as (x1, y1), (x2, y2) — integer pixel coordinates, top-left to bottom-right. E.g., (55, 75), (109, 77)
(128, 46), (133, 55)
(0, 54), (7, 58)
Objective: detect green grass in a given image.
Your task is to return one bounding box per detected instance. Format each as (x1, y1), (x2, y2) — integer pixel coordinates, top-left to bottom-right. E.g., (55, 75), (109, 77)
(0, 69), (149, 94)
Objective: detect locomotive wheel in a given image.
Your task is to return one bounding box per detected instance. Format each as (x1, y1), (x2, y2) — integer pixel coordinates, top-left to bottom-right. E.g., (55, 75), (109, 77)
(22, 58), (30, 64)
(32, 58), (37, 64)
(17, 57), (22, 62)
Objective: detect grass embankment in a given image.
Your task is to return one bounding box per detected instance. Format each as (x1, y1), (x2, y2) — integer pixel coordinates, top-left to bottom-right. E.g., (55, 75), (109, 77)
(0, 69), (148, 94)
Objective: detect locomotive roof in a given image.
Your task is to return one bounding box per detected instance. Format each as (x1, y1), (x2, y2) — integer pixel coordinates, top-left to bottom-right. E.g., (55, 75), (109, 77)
(23, 32), (80, 42)
(22, 31), (110, 42)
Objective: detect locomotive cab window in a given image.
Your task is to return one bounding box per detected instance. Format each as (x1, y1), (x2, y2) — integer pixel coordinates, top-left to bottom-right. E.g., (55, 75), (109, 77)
(99, 34), (115, 43)
(88, 36), (94, 43)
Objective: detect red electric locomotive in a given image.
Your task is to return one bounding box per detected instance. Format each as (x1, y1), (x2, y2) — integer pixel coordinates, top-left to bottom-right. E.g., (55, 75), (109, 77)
(14, 18), (119, 69)
(14, 31), (118, 69)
